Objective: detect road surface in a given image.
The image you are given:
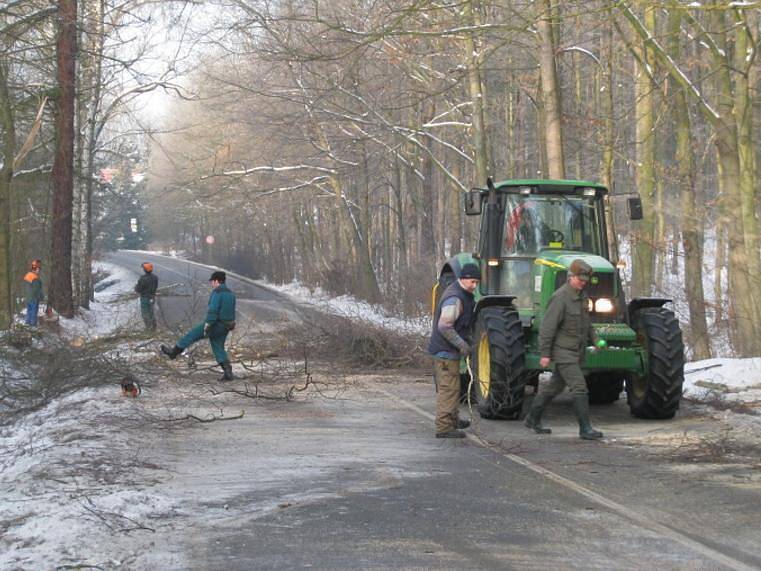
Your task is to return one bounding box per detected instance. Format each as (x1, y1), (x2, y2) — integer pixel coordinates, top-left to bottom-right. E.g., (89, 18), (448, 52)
(103, 252), (761, 570)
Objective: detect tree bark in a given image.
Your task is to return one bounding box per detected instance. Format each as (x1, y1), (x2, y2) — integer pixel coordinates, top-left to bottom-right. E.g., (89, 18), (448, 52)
(631, 6), (656, 297)
(668, 9), (710, 359)
(537, 0), (565, 179)
(49, 0), (78, 318)
(0, 62), (15, 329)
(464, 0), (489, 183)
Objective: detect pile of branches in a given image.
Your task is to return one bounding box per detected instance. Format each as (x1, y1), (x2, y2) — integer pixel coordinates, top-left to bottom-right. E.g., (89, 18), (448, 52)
(279, 310), (428, 370)
(0, 333), (135, 426)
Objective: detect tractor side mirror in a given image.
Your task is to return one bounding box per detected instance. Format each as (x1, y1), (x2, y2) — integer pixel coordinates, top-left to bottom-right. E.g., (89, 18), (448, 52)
(464, 189), (482, 215)
(628, 196), (643, 220)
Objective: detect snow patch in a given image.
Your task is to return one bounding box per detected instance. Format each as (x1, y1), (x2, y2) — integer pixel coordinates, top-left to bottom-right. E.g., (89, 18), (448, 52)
(269, 279), (429, 335)
(684, 358), (761, 406)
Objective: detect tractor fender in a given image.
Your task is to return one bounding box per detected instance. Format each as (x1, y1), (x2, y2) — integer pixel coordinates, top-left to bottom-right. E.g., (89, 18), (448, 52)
(628, 297), (672, 318)
(474, 295), (517, 316)
(437, 253), (479, 280)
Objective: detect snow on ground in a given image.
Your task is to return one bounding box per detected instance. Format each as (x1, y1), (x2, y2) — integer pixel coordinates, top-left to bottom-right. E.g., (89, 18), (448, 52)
(684, 357), (761, 406)
(56, 260), (141, 340)
(0, 386), (178, 570)
(0, 262), (177, 569)
(271, 280), (429, 335)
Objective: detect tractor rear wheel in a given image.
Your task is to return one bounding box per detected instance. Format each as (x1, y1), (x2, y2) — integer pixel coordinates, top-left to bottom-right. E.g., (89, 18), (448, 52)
(626, 307), (685, 419)
(471, 307), (526, 419)
(586, 373), (624, 405)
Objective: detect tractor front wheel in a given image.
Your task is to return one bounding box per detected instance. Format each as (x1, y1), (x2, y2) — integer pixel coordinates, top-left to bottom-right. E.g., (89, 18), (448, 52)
(626, 307), (685, 419)
(471, 307), (526, 419)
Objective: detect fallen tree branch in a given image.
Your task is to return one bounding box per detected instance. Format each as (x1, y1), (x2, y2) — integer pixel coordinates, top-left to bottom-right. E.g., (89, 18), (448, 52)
(161, 410), (246, 423)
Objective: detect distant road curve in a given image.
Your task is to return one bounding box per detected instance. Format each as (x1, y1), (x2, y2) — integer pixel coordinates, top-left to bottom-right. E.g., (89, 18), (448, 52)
(104, 250), (300, 329)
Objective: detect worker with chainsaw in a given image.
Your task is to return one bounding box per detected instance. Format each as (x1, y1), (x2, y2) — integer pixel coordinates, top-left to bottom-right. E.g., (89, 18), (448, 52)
(427, 263), (481, 439)
(524, 259), (604, 440)
(134, 262), (159, 331)
(161, 270), (236, 381)
(23, 259), (44, 326)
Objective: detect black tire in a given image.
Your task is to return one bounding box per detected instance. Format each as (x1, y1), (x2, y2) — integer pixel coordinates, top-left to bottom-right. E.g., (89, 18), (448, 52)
(626, 307), (685, 419)
(586, 373), (624, 405)
(471, 307), (527, 419)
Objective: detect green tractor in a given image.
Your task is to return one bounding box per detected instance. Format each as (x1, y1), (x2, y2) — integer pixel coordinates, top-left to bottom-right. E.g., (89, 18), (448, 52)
(433, 179), (684, 420)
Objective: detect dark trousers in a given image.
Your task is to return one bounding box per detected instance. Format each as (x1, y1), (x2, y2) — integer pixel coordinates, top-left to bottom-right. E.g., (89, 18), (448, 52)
(140, 297), (156, 330)
(177, 322), (229, 363)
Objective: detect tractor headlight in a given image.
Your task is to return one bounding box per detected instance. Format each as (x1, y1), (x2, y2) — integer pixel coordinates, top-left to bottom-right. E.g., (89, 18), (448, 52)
(594, 298), (615, 313)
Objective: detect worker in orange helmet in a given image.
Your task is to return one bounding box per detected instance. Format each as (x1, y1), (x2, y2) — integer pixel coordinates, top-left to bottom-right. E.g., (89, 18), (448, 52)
(134, 262), (158, 331)
(23, 260), (44, 326)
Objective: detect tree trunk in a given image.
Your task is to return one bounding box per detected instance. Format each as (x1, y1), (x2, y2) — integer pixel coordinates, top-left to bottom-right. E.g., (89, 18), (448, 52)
(74, 0), (104, 308)
(631, 6), (656, 297)
(49, 0), (78, 318)
(667, 10), (710, 359)
(600, 18), (619, 261)
(537, 0), (565, 179)
(392, 156), (407, 274)
(732, 11), (761, 335)
(0, 62), (15, 329)
(449, 161), (463, 256)
(464, 0), (489, 183)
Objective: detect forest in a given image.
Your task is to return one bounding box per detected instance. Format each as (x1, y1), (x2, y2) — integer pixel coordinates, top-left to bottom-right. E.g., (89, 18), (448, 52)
(2, 0), (761, 358)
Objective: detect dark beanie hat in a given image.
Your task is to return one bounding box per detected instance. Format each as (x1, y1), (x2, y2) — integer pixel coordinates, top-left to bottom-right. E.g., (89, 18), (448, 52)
(459, 263), (481, 280)
(209, 270), (226, 283)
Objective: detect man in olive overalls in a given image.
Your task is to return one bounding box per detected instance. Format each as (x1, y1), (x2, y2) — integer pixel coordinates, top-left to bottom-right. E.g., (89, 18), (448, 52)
(524, 259), (604, 440)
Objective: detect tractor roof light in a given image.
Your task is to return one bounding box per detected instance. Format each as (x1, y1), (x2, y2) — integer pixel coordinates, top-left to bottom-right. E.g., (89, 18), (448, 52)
(487, 259), (500, 267)
(582, 187), (597, 197)
(519, 186), (532, 195)
(616, 260), (627, 270)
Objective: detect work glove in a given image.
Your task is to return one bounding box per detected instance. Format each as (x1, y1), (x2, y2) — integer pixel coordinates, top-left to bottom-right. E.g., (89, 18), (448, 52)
(456, 340), (471, 358)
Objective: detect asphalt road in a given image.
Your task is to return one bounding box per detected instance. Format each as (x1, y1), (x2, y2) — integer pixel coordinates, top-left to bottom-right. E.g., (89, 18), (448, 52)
(105, 252), (761, 570)
(105, 250), (301, 334)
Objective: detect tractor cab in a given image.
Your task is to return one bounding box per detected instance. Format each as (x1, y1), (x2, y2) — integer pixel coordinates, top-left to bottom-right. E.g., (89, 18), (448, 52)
(478, 182), (610, 308)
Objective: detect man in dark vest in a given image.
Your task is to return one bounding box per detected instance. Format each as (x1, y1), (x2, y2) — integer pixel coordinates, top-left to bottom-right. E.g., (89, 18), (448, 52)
(428, 263), (481, 438)
(524, 259), (604, 440)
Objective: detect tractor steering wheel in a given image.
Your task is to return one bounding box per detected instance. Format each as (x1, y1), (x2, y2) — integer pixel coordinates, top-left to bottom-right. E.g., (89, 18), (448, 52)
(547, 229), (565, 243)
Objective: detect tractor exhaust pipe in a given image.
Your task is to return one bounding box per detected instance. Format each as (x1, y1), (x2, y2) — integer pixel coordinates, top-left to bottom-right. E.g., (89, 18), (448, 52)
(485, 177), (501, 295)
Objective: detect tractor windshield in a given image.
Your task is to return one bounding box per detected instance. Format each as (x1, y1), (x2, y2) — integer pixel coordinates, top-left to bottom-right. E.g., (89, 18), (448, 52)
(501, 193), (604, 257)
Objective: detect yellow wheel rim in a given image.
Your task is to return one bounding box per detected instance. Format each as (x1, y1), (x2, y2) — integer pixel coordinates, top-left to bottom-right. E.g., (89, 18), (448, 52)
(478, 333), (491, 397)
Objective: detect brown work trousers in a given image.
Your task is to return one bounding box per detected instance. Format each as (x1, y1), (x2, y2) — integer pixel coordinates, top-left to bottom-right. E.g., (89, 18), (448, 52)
(434, 358), (462, 433)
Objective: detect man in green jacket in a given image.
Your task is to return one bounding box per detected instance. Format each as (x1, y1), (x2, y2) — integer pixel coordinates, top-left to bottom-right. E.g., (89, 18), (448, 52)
(161, 270), (237, 381)
(524, 259), (603, 440)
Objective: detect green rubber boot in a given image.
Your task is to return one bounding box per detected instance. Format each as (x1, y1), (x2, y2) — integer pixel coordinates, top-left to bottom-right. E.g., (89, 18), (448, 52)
(573, 395), (603, 440)
(524, 394), (552, 434)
